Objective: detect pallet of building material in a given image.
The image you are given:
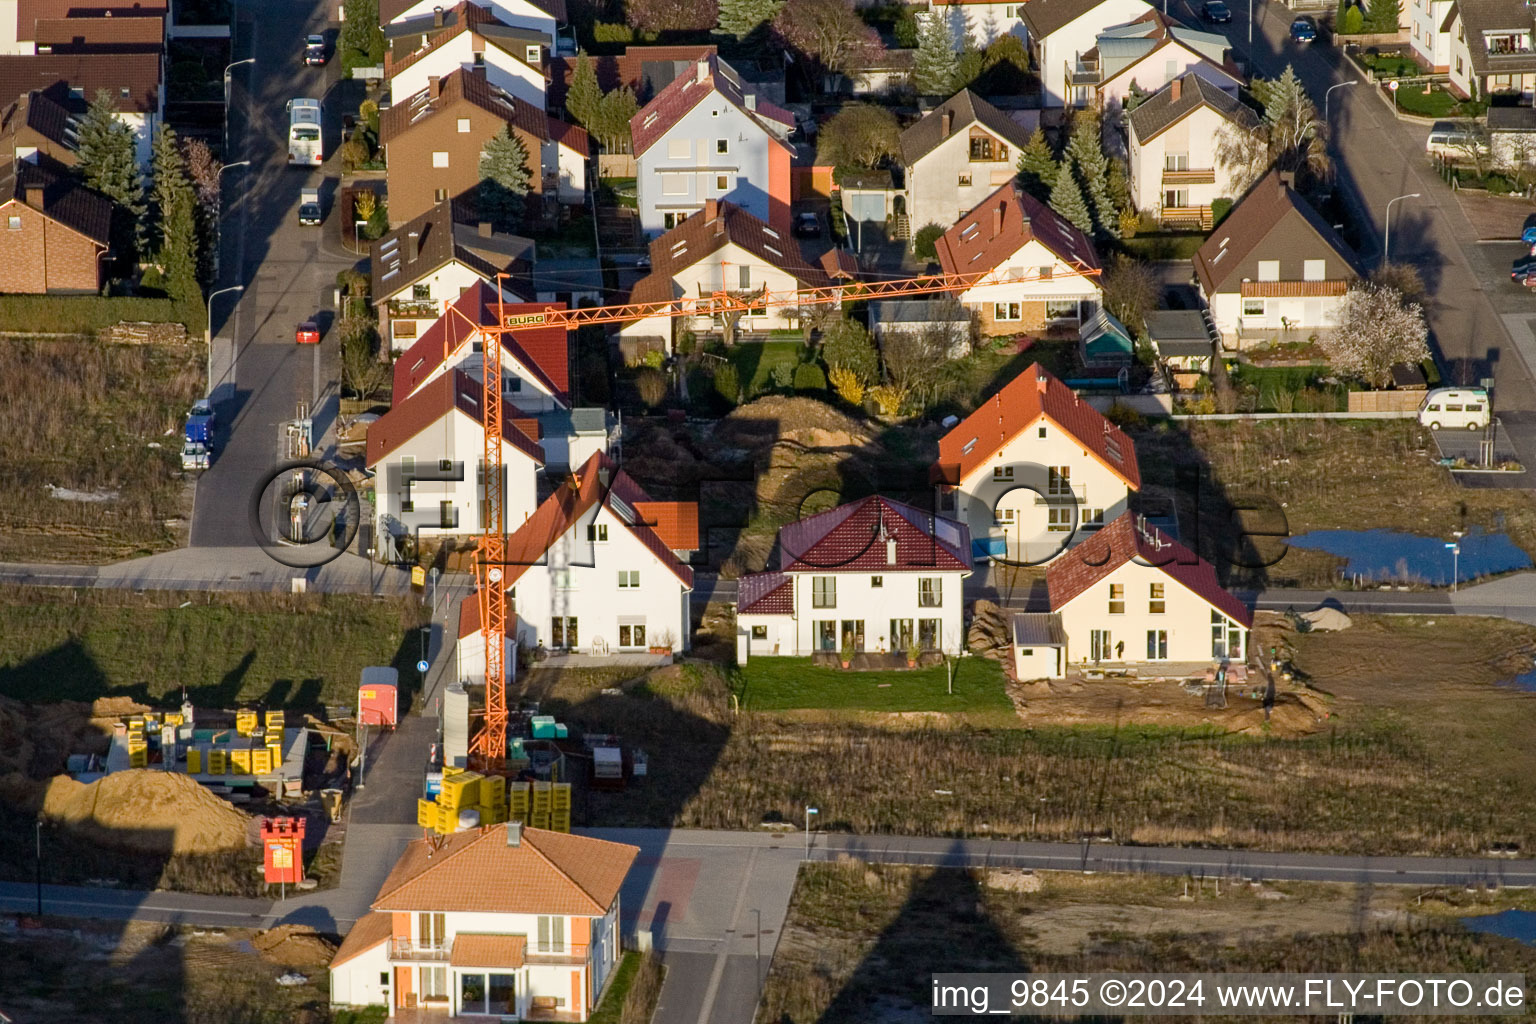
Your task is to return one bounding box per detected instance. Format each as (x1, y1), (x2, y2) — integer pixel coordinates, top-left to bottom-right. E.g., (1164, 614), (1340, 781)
(236, 710), (258, 736)
(264, 710), (284, 730)
(187, 749), (203, 773)
(440, 771), (482, 809)
(551, 809), (571, 833)
(480, 774), (506, 808)
(230, 749), (252, 775)
(531, 780), (551, 813)
(529, 810), (551, 829)
(251, 748), (273, 774)
(551, 782), (571, 809)
(208, 749), (227, 774)
(508, 781), (530, 815)
(417, 798), (439, 829)
(479, 803), (506, 826)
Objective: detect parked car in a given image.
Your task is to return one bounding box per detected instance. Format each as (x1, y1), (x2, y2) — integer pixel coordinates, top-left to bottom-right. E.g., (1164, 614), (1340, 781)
(634, 254), (651, 271)
(1426, 120), (1489, 159)
(1418, 387), (1490, 431)
(181, 442), (210, 471)
(296, 320), (321, 345)
(1512, 255), (1536, 282)
(303, 34), (327, 65)
(1290, 15), (1318, 42)
(1202, 0), (1232, 23)
(794, 212), (821, 238)
(1520, 224), (1536, 246)
(185, 399), (215, 446)
(298, 187), (322, 225)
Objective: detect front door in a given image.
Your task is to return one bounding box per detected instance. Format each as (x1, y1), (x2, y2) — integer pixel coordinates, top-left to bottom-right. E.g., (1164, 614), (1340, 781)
(889, 618), (914, 651)
(1146, 630), (1168, 660)
(839, 620), (865, 652)
(1090, 629), (1112, 662)
(550, 617), (578, 649)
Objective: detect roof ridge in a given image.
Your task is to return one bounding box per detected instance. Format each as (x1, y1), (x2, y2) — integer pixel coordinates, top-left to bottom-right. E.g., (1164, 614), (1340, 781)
(522, 830), (606, 914)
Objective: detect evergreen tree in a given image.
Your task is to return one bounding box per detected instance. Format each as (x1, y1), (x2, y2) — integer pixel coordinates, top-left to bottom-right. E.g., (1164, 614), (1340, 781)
(340, 0), (385, 69)
(1365, 0), (1400, 33)
(150, 126), (199, 302)
(1049, 161), (1092, 235)
(478, 126), (531, 229)
(1065, 110), (1117, 236)
(913, 11), (960, 95)
(74, 88), (144, 260)
(1016, 127), (1058, 199)
(592, 86), (639, 153)
(564, 52), (602, 130)
(718, 0), (783, 39)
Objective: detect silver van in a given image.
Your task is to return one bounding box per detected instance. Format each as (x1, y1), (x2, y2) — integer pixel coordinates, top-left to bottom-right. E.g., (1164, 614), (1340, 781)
(1425, 121), (1488, 158)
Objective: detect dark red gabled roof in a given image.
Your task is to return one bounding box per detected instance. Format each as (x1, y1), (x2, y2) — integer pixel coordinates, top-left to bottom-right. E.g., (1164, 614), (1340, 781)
(365, 368), (546, 467)
(932, 363), (1140, 490)
(775, 495), (971, 575)
(935, 178), (1100, 282)
(737, 570), (792, 614)
(629, 53), (791, 157)
(1045, 512), (1252, 626)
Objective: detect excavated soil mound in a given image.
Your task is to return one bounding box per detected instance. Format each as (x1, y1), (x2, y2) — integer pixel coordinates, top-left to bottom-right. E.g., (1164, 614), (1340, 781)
(0, 695), (144, 779)
(41, 769), (249, 854)
(715, 395), (879, 452)
(253, 925), (338, 969)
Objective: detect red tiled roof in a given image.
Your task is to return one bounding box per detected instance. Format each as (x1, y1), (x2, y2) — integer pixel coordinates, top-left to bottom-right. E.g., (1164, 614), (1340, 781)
(630, 53), (791, 157)
(381, 67), (548, 145)
(451, 933), (527, 968)
(372, 824), (639, 916)
(1045, 511), (1252, 626)
(545, 113), (589, 153)
(775, 495), (971, 575)
(499, 452), (694, 588)
(820, 248), (859, 279)
(935, 179), (1100, 283)
(365, 368), (546, 467)
(393, 280), (570, 405)
(331, 911), (392, 967)
(932, 363), (1140, 490)
(0, 52), (160, 113)
(32, 14), (163, 46)
(386, 1), (497, 77)
(737, 570), (792, 614)
(15, 0), (164, 40)
(633, 501), (699, 550)
(548, 44), (716, 109)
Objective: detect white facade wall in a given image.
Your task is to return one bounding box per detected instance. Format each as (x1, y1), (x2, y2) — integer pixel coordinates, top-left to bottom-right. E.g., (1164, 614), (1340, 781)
(1054, 559), (1248, 667)
(1128, 104), (1246, 216)
(396, 336), (565, 412)
(906, 126), (1019, 238)
(385, 260), (491, 353)
(373, 409), (540, 540)
(1203, 286), (1347, 337)
(1013, 643), (1063, 680)
(933, 0), (1028, 46)
(388, 0), (556, 43)
(330, 939), (391, 1007)
(0, 1), (20, 54)
(455, 629), (517, 685)
(1035, 0), (1157, 107)
(955, 238), (1103, 319)
(510, 502), (691, 653)
(544, 138), (587, 203)
(1409, 0), (1455, 70)
(1447, 17), (1474, 96)
(636, 98), (778, 237)
(746, 569), (968, 656)
(663, 239), (810, 334)
(1099, 49), (1237, 111)
(952, 419), (1132, 564)
(387, 35), (545, 108)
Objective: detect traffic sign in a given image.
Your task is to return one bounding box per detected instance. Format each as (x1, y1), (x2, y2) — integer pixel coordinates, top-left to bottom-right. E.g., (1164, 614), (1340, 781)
(411, 565), (426, 586)
(417, 659), (430, 673)
(1387, 80), (1399, 91)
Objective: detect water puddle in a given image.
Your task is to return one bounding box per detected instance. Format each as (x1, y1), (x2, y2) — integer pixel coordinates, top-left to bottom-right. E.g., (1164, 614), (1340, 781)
(1461, 909), (1536, 944)
(1285, 528), (1531, 585)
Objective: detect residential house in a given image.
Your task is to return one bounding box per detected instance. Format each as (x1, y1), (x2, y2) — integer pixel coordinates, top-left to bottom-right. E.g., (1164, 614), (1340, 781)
(736, 495), (972, 659)
(899, 89), (1032, 238)
(381, 68), (588, 228)
(0, 156), (110, 292)
(619, 199), (853, 356)
(926, 0), (1028, 46)
(1445, 0), (1536, 99)
(0, 52), (163, 163)
(1144, 309), (1216, 373)
(631, 54), (793, 237)
(1076, 10), (1238, 111)
(1193, 170), (1362, 341)
(1489, 104), (1536, 167)
(933, 178), (1102, 335)
(328, 822), (637, 1020)
(1410, 0), (1457, 70)
(1126, 72), (1259, 228)
(371, 198), (534, 350)
(0, 88), (79, 165)
(498, 451), (697, 655)
(379, 0), (563, 48)
(365, 368), (545, 546)
(548, 43), (716, 115)
(822, 47), (915, 97)
(384, 1), (547, 109)
(27, 12), (164, 54)
(1012, 510), (1251, 678)
(0, 0), (165, 55)
(869, 299), (972, 360)
(1021, 0), (1157, 108)
(931, 363), (1140, 563)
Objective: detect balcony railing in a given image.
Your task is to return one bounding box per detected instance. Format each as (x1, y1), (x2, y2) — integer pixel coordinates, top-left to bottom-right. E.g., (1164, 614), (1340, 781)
(387, 299), (439, 318)
(1161, 168), (1216, 185)
(389, 938), (452, 961)
(1161, 205), (1214, 230)
(527, 942), (589, 964)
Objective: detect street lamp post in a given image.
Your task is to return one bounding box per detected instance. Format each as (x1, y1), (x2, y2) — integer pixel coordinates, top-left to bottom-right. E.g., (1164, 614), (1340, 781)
(804, 805), (818, 861)
(212, 160), (249, 281)
(1383, 193), (1421, 265)
(34, 820), (42, 917)
(1447, 530), (1464, 592)
(1325, 80), (1357, 121)
(222, 58), (255, 159)
(206, 284), (244, 396)
(752, 907), (762, 1002)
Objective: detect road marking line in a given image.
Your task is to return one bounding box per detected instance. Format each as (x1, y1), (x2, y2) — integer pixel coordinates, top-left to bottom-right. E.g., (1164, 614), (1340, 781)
(694, 845), (758, 1024)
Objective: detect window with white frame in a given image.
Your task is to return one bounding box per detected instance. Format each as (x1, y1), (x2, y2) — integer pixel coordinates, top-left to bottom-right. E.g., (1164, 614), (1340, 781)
(717, 138), (729, 154)
(537, 916), (566, 953)
(526, 44), (540, 63)
(1047, 507), (1072, 532)
(1257, 259), (1280, 281)
(994, 302), (1021, 321)
(918, 578), (941, 607)
(1242, 297), (1265, 317)
(618, 570), (639, 588)
(432, 151), (449, 168)
(812, 576), (836, 608)
(995, 508), (1015, 526)
(555, 569), (577, 590)
(1108, 583), (1125, 614)
(1149, 582), (1166, 614)
(618, 621), (646, 647)
(1303, 259), (1326, 281)
(751, 624), (768, 639)
(457, 117), (470, 133)
(587, 523), (609, 542)
(1044, 299), (1079, 320)
(1164, 152), (1189, 170)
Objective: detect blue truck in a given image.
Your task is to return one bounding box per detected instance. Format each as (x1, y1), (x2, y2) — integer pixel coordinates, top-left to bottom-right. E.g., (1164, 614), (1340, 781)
(185, 399), (215, 447)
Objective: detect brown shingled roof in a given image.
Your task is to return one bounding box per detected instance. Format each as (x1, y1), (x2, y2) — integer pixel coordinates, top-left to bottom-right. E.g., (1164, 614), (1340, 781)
(0, 52), (160, 113)
(381, 67), (551, 145)
(1192, 170), (1361, 295)
(630, 53), (791, 157)
(331, 911), (392, 967)
(641, 199), (836, 292)
(547, 44), (716, 110)
(934, 178), (1100, 281)
(15, 0), (165, 41)
(1, 156), (111, 245)
(32, 13), (163, 48)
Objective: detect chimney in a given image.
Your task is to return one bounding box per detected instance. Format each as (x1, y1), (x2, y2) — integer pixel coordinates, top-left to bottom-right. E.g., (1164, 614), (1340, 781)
(704, 198), (720, 222)
(433, 4), (444, 25)
(1036, 373), (1048, 394)
(506, 821), (522, 846)
(428, 75), (442, 98)
(1170, 76), (1181, 101)
(478, 220), (492, 238)
(24, 184), (43, 208)
(941, 109), (953, 137)
(744, 93), (755, 111)
(696, 57), (709, 84)
(407, 231), (420, 262)
(991, 202), (1003, 239)
(1278, 170), (1295, 189)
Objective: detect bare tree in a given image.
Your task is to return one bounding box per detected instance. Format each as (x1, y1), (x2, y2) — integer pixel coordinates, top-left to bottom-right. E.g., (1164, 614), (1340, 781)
(1219, 65), (1327, 193)
(1214, 122), (1270, 196)
(881, 322), (961, 411)
(1321, 283), (1429, 388)
(1099, 253), (1159, 336)
(1370, 262), (1428, 308)
(773, 0), (884, 77)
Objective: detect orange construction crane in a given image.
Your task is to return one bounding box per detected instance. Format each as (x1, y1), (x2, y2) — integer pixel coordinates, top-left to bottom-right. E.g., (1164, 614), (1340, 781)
(465, 262), (1100, 770)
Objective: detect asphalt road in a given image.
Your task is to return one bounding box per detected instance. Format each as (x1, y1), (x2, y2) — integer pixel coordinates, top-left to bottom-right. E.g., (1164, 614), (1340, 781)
(193, 1), (357, 548)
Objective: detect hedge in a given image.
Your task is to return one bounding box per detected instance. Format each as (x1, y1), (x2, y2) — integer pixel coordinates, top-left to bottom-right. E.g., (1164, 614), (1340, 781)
(0, 295), (201, 335)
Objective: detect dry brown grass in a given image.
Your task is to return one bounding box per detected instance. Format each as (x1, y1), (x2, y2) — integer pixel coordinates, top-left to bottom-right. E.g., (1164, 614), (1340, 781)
(0, 338), (202, 562)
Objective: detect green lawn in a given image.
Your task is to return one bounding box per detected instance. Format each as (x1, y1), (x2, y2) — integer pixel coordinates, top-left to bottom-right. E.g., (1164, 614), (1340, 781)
(728, 340), (807, 396)
(1360, 53), (1419, 77)
(735, 657), (1014, 713)
(0, 588), (423, 710)
(1393, 82), (1458, 117)
(1120, 233), (1207, 260)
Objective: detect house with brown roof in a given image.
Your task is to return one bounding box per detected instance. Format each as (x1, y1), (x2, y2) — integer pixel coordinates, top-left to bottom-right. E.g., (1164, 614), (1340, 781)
(497, 451), (697, 655)
(371, 198), (534, 349)
(0, 156), (110, 292)
(1192, 169), (1361, 343)
(1, 0), (165, 55)
(631, 54), (793, 237)
(366, 368), (546, 544)
(899, 89), (1033, 240)
(1078, 10), (1238, 111)
(931, 363), (1140, 564)
(1444, 0), (1536, 99)
(379, 0), (564, 45)
(384, 0), (548, 109)
(1126, 72), (1258, 229)
(1021, 0), (1156, 107)
(0, 52), (162, 163)
(547, 44), (716, 114)
(0, 89), (78, 165)
(381, 68), (588, 228)
(1013, 510), (1251, 678)
(736, 495), (972, 660)
(618, 198), (852, 356)
(329, 822), (637, 1020)
(934, 178), (1102, 335)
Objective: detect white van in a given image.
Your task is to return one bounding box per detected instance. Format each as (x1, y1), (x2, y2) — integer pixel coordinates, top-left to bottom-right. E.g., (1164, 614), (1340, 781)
(1425, 121), (1488, 159)
(1418, 388), (1490, 431)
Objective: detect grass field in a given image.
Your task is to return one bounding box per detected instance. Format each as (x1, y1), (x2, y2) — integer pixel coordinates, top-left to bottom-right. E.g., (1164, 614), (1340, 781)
(726, 340), (806, 397)
(0, 338), (202, 563)
(734, 657), (1014, 715)
(0, 588), (425, 710)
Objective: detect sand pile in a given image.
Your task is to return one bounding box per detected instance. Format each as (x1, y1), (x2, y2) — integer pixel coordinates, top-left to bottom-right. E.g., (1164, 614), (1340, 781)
(0, 695), (144, 779)
(41, 769), (249, 854)
(253, 925), (338, 969)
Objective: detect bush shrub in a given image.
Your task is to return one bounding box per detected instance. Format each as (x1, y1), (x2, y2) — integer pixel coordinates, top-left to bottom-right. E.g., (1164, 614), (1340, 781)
(1103, 401), (1146, 429)
(713, 363), (740, 406)
(912, 223), (945, 260)
(770, 360), (794, 390)
(793, 362), (826, 391)
(828, 365), (864, 404)
(1211, 197), (1235, 225)
(1340, 5), (1364, 34)
(635, 367), (668, 408)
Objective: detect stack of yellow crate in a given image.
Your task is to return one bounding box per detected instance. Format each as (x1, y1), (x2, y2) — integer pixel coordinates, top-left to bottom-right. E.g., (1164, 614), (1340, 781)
(209, 748), (227, 774)
(251, 746), (273, 774)
(551, 782), (572, 833)
(264, 710), (284, 731)
(127, 720), (147, 768)
(235, 709), (258, 736)
(187, 748), (203, 773)
(230, 747), (252, 775)
(164, 712), (185, 727)
(475, 774), (506, 825)
(530, 780), (552, 829)
(508, 781), (530, 822)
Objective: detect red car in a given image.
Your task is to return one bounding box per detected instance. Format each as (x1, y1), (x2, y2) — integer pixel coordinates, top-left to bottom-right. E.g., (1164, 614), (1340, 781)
(296, 321), (320, 344)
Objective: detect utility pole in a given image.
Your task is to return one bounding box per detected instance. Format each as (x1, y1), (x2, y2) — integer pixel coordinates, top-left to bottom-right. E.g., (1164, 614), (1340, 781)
(35, 820), (42, 917)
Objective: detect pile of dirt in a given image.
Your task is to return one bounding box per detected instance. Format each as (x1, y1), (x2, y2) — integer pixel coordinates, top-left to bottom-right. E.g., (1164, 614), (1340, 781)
(715, 395), (878, 451)
(0, 695), (145, 780)
(1299, 607), (1353, 632)
(968, 601), (1012, 661)
(40, 769), (250, 854)
(253, 925), (338, 969)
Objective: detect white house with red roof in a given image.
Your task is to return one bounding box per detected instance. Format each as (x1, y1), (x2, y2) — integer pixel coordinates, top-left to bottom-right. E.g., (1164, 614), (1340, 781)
(736, 495), (972, 659)
(329, 822), (637, 1020)
(366, 369), (545, 545)
(1012, 511), (1251, 678)
(931, 363), (1140, 564)
(383, 1), (550, 109)
(500, 452), (697, 655)
(380, 0), (563, 49)
(631, 54), (794, 237)
(936, 179), (1102, 336)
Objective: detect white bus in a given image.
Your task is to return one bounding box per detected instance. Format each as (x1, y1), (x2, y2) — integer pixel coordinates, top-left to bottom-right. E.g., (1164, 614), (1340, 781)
(287, 98), (322, 166)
